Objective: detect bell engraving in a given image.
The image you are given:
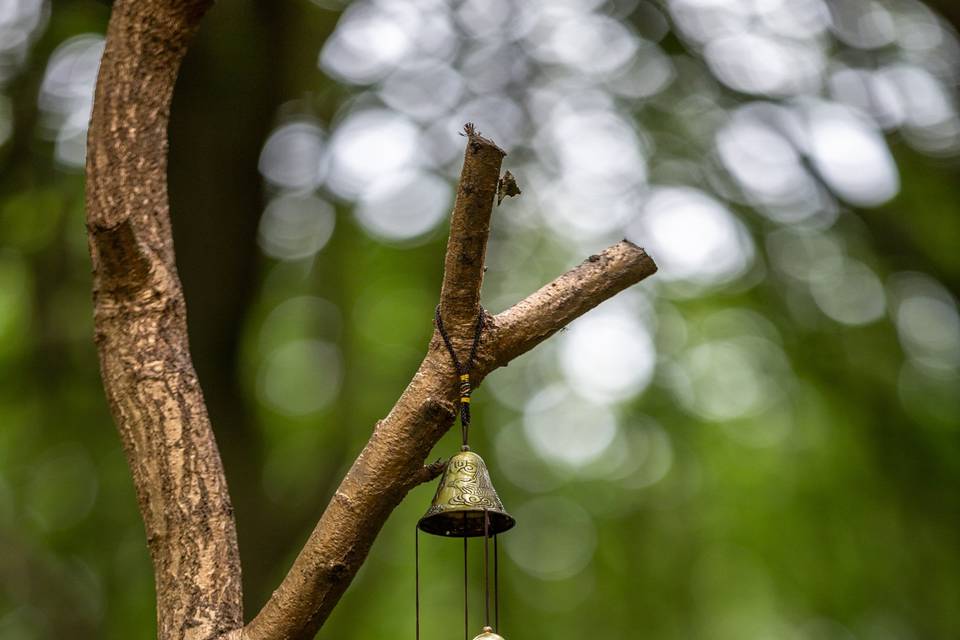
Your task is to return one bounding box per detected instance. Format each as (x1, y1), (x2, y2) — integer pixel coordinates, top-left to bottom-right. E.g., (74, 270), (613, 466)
(418, 450), (515, 538)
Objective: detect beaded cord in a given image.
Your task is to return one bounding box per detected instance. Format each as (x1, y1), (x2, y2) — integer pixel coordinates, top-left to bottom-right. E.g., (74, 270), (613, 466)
(433, 305), (485, 449)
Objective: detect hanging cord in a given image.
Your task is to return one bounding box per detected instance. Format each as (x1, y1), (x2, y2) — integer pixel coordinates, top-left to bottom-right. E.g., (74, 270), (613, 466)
(483, 510), (491, 629)
(415, 527), (421, 640)
(434, 306), (485, 449)
(494, 534), (500, 632)
(463, 513), (469, 640)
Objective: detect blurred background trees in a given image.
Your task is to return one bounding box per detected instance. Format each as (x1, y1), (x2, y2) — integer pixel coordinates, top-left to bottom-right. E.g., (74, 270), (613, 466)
(1, 0), (959, 637)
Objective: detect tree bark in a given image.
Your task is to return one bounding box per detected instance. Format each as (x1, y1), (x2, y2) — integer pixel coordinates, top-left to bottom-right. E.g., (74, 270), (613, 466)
(85, 4), (657, 640)
(85, 1), (243, 639)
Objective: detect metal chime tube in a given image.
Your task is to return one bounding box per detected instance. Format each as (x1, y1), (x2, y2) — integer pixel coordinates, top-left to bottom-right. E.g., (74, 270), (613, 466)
(494, 535), (499, 631)
(483, 511), (491, 629)
(415, 528), (419, 640)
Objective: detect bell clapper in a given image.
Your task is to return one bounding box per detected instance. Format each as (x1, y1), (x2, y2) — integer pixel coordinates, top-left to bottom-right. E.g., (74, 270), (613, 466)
(473, 626), (506, 640)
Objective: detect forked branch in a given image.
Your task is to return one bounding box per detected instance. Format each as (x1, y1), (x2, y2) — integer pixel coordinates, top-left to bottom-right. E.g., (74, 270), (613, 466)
(86, 3), (656, 640)
(242, 129), (657, 640)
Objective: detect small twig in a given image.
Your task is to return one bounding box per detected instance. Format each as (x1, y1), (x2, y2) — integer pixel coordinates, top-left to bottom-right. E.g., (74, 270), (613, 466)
(408, 459), (448, 489)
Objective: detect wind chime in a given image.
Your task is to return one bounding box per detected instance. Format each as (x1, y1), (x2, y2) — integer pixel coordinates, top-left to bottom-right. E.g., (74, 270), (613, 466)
(415, 307), (515, 640)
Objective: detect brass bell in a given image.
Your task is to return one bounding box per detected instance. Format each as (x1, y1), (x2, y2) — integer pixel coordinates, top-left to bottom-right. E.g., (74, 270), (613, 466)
(415, 315), (515, 638)
(418, 449), (515, 538)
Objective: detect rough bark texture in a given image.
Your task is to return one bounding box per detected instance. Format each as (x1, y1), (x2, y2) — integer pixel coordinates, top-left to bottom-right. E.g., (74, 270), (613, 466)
(85, 4), (657, 640)
(85, 1), (243, 639)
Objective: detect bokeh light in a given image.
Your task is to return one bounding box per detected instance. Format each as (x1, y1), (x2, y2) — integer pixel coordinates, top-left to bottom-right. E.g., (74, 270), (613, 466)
(505, 496), (597, 580)
(672, 336), (790, 422)
(257, 339), (342, 416)
(890, 272), (960, 372)
(0, 0), (48, 84)
(258, 194), (336, 260)
(37, 34), (103, 169)
(523, 384), (618, 468)
(809, 257), (887, 326)
(805, 101), (900, 206)
(355, 170), (451, 243)
(559, 308), (656, 402)
(326, 109), (420, 198)
(631, 187), (754, 287)
(258, 120), (328, 192)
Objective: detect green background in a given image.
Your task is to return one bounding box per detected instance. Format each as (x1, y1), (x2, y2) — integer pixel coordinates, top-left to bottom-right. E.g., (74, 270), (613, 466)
(1, 0), (959, 638)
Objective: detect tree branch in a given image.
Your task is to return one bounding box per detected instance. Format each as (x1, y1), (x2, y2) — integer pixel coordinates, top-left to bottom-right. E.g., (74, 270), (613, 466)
(244, 136), (657, 640)
(438, 123), (505, 332)
(491, 240), (657, 364)
(86, 1), (243, 638)
(86, 4), (656, 634)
